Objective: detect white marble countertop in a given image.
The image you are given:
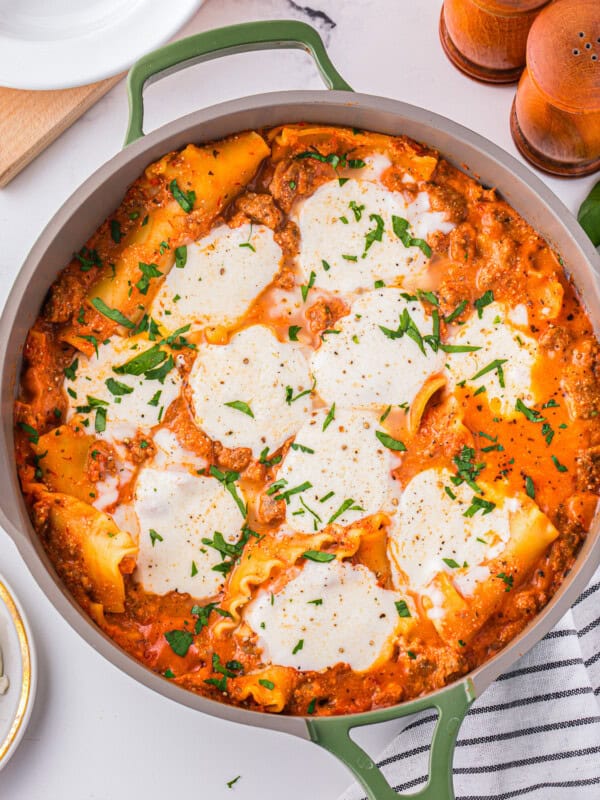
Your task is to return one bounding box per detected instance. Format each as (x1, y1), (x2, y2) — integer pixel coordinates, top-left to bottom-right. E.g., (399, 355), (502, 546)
(0, 1), (597, 798)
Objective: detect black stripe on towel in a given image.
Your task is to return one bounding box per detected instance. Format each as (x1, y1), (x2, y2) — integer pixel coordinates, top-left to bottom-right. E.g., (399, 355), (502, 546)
(454, 745), (600, 774)
(458, 776), (600, 800)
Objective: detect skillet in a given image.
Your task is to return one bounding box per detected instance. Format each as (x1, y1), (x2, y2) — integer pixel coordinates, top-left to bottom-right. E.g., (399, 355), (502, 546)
(1, 20), (599, 800)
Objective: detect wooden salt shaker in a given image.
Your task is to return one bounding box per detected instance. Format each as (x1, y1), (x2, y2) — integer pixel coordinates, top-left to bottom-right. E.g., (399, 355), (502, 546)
(439, 0), (550, 84)
(510, 0), (600, 176)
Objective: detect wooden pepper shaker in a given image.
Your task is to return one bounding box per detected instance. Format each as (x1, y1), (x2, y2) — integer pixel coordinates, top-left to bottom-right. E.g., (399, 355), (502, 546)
(510, 0), (600, 176)
(440, 0), (550, 84)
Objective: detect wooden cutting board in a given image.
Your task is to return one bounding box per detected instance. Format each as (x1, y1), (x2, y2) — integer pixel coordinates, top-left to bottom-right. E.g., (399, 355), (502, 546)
(0, 74), (123, 188)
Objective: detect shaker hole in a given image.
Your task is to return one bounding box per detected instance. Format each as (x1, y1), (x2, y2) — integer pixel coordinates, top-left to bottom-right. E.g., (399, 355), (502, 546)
(579, 31), (585, 37)
(593, 55), (598, 61)
(585, 43), (592, 49)
(573, 49), (580, 55)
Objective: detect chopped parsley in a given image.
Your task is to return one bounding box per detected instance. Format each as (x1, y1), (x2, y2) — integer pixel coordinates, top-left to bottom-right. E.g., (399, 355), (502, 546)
(202, 527), (258, 574)
(64, 359), (79, 380)
(259, 447), (282, 467)
(307, 698), (317, 714)
(292, 639), (304, 655)
(442, 558), (460, 569)
(375, 430), (407, 451)
(105, 377), (133, 396)
(110, 220), (122, 243)
(363, 213), (385, 256)
(392, 215), (432, 257)
(515, 398), (544, 423)
(444, 300), (468, 324)
(474, 290), (494, 318)
(302, 550), (336, 563)
(191, 602), (232, 634)
(551, 455), (568, 472)
(349, 200), (365, 221)
(285, 382), (314, 405)
(497, 572), (514, 592)
(322, 403), (336, 431)
(463, 496), (496, 517)
(18, 422), (39, 444)
(91, 297), (136, 328)
(224, 400), (254, 418)
(327, 498), (364, 524)
(226, 775), (241, 789)
(164, 629), (194, 657)
(290, 442), (314, 454)
(525, 475), (535, 500)
(301, 271), (316, 302)
(258, 679), (275, 690)
(471, 358), (507, 388)
(395, 600), (411, 618)
(149, 529), (163, 547)
(288, 325), (302, 341)
(136, 261), (163, 295)
(174, 245), (187, 268)
(209, 465), (247, 517)
(169, 179), (196, 213)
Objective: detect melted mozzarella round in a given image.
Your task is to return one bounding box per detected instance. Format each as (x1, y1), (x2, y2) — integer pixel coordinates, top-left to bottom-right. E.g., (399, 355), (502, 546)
(133, 467), (245, 597)
(277, 407), (396, 532)
(445, 303), (538, 415)
(388, 467), (512, 591)
(245, 560), (399, 672)
(311, 290), (444, 409)
(294, 181), (453, 293)
(64, 335), (181, 442)
(189, 325), (312, 456)
(151, 223), (282, 330)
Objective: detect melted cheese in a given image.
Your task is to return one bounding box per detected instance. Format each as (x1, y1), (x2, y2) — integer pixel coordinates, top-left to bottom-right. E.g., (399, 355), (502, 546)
(245, 560), (399, 671)
(64, 335), (181, 442)
(189, 325), (312, 456)
(294, 181), (453, 293)
(151, 223), (282, 330)
(445, 303), (538, 415)
(133, 466), (246, 597)
(387, 467), (512, 591)
(276, 407), (397, 532)
(311, 289), (445, 409)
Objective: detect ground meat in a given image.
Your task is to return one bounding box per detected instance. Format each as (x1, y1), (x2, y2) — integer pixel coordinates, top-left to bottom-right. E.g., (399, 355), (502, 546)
(269, 159), (334, 213)
(230, 192), (283, 230)
(305, 296), (349, 335)
(448, 223), (477, 265)
(213, 442), (252, 472)
(274, 220), (300, 258)
(576, 446), (600, 492)
(86, 442), (117, 482)
(427, 183), (468, 224)
(561, 339), (600, 419)
(437, 262), (473, 316)
(124, 433), (155, 465)
(43, 273), (88, 324)
(539, 324), (572, 353)
(256, 491), (285, 524)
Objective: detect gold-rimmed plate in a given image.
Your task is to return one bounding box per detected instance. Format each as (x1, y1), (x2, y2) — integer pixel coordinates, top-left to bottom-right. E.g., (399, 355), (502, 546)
(0, 575), (36, 771)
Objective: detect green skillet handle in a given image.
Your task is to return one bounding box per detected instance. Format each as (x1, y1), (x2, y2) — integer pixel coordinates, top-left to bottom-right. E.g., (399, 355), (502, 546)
(125, 19), (353, 146)
(306, 680), (475, 800)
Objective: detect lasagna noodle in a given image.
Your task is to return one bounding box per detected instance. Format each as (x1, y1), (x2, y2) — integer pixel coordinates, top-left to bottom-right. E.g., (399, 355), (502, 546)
(61, 132), (271, 355)
(32, 424), (96, 502)
(425, 491), (560, 645)
(41, 492), (137, 613)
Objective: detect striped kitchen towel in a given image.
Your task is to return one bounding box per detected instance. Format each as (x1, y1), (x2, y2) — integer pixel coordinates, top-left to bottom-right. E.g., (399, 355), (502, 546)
(340, 567), (600, 800)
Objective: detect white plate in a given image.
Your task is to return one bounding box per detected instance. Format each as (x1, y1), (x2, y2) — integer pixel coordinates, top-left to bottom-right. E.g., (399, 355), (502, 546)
(0, 575), (36, 772)
(0, 0), (205, 90)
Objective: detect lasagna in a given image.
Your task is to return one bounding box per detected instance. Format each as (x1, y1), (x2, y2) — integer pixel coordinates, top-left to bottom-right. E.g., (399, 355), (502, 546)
(14, 125), (600, 716)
